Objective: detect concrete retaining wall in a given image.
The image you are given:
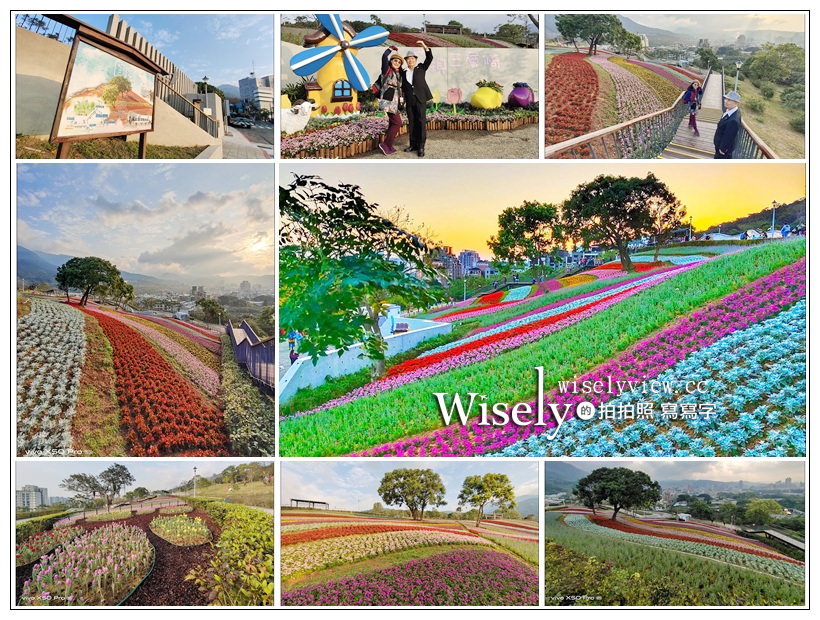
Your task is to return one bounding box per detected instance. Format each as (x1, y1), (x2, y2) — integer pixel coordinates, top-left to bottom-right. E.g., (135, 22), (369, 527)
(279, 319), (452, 403)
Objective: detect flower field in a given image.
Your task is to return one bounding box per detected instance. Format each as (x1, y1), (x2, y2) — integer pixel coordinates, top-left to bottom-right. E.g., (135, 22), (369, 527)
(17, 500), (272, 606)
(280, 241), (805, 457)
(17, 299), (86, 455)
(546, 51), (704, 147)
(281, 511), (538, 606)
(16, 297), (273, 457)
(545, 511), (804, 605)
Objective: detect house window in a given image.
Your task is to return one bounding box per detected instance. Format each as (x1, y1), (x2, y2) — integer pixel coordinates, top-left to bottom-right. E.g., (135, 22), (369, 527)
(331, 79), (353, 102)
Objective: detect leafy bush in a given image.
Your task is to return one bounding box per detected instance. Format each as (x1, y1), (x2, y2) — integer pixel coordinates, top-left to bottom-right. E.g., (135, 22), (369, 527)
(746, 97), (766, 113)
(760, 83), (775, 99)
(780, 85), (805, 110)
(185, 498), (274, 605)
(789, 114), (804, 134)
(15, 511), (74, 544)
(220, 335), (275, 456)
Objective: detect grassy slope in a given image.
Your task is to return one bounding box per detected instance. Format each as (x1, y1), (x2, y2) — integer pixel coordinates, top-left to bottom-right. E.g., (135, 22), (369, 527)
(185, 481), (273, 509)
(737, 79), (804, 158)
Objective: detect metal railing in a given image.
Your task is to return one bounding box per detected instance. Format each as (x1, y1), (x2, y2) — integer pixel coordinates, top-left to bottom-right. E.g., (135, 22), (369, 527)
(717, 67), (777, 159)
(155, 77), (219, 138)
(15, 13), (74, 44)
(545, 94), (687, 159)
(227, 321), (275, 392)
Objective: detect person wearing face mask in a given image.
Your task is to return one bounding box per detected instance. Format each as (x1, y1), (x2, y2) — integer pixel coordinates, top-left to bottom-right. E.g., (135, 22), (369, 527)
(401, 42), (433, 157)
(714, 90), (742, 159)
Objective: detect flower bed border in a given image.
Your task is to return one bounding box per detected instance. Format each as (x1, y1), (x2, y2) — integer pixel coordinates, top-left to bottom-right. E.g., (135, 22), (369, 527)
(285, 115), (538, 159)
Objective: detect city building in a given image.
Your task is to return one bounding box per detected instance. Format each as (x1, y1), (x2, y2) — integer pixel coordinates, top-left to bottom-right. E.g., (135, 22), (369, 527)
(16, 484), (49, 509)
(458, 250), (480, 272)
(239, 73), (274, 112)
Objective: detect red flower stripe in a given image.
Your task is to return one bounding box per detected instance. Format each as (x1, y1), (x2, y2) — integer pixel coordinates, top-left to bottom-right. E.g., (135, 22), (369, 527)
(545, 53), (598, 148)
(597, 261), (664, 271)
(591, 516), (804, 566)
(80, 306), (230, 457)
(387, 286), (636, 378)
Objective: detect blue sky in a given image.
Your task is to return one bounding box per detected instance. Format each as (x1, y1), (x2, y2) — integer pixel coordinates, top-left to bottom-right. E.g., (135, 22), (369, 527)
(281, 460), (539, 512)
(70, 13), (274, 87)
(16, 460), (271, 496)
(17, 162), (274, 279)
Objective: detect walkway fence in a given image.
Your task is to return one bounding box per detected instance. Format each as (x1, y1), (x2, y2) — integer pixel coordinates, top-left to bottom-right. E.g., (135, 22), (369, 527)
(226, 320), (275, 393)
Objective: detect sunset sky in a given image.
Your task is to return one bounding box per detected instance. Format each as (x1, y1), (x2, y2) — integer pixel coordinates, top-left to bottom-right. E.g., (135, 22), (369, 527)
(17, 163), (274, 279)
(280, 162), (805, 258)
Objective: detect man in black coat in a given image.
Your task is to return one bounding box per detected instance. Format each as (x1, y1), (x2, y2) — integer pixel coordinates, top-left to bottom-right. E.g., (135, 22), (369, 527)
(714, 90), (742, 159)
(402, 42), (433, 157)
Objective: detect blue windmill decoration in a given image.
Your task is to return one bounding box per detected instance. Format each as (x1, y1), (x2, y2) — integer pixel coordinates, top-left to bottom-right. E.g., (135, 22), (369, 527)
(290, 14), (389, 92)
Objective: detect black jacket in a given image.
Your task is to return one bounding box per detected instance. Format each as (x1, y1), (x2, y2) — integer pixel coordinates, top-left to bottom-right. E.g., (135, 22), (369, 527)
(401, 48), (433, 104)
(714, 109), (741, 156)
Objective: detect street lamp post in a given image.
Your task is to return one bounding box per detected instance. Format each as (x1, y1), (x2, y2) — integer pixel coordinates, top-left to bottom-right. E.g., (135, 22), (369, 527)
(734, 61), (742, 92)
(193, 466), (198, 497)
(771, 200), (778, 241)
(463, 276), (466, 302)
(202, 75), (209, 96)
(689, 216), (693, 241)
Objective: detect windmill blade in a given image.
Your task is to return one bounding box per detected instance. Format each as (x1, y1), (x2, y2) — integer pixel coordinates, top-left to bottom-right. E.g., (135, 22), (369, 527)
(349, 25), (389, 49)
(317, 14), (346, 41)
(290, 44), (341, 76)
(342, 49), (371, 92)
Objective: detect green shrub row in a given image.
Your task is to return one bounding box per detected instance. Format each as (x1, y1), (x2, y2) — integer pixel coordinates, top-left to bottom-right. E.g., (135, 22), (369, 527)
(185, 498), (274, 606)
(221, 335), (275, 456)
(15, 511), (75, 544)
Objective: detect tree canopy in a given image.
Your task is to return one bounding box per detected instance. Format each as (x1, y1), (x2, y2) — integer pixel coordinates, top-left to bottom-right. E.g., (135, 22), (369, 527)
(573, 467), (661, 520)
(555, 14), (623, 55)
(561, 173), (683, 272)
(457, 472), (516, 527)
(61, 464), (135, 512)
(488, 201), (561, 276)
(279, 175), (445, 377)
(377, 468), (446, 521)
(55, 256), (122, 306)
(745, 498), (784, 526)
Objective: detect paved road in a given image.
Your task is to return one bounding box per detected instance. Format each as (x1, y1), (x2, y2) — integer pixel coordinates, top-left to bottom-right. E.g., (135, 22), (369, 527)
(223, 121), (274, 159)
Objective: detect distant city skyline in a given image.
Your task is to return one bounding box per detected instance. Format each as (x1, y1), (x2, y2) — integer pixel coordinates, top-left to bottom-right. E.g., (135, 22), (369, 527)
(16, 460), (270, 497)
(280, 162), (805, 257)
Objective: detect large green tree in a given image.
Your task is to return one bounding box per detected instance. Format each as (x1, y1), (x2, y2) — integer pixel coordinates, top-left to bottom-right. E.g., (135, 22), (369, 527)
(555, 14), (622, 55)
(457, 473), (516, 527)
(747, 43), (804, 86)
(488, 201), (561, 277)
(745, 498), (784, 526)
(55, 256), (122, 306)
(561, 173), (681, 272)
(377, 468), (446, 521)
(279, 175), (445, 378)
(61, 464), (135, 512)
(573, 467), (661, 521)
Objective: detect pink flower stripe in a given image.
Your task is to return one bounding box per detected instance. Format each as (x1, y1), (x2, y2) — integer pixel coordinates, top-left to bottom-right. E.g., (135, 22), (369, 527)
(136, 314), (222, 353)
(544, 279), (563, 291)
(291, 270), (682, 420)
(588, 54), (663, 121)
(436, 298), (532, 322)
(107, 313), (221, 397)
(357, 259), (805, 457)
(663, 64), (705, 82)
